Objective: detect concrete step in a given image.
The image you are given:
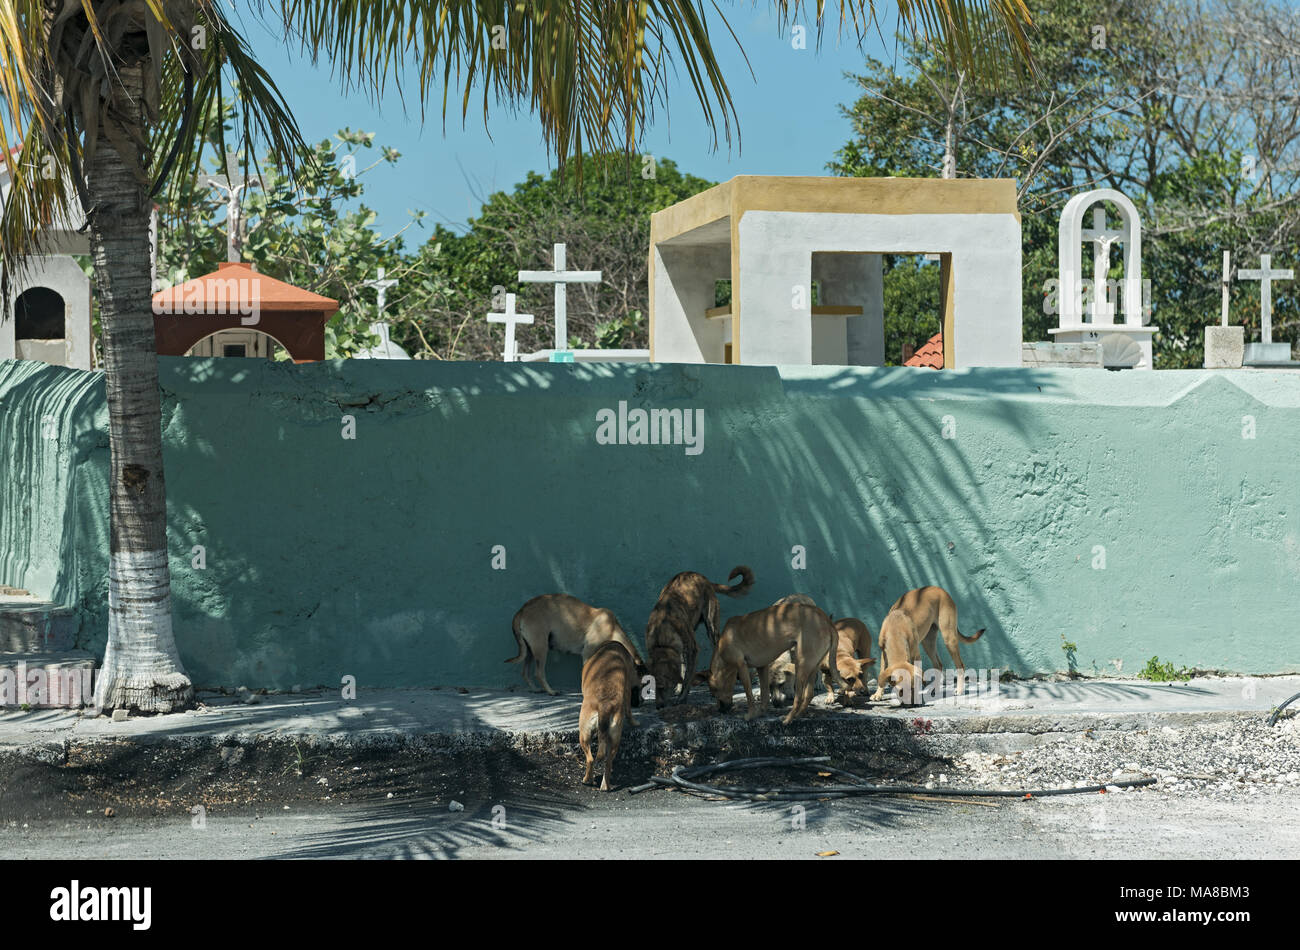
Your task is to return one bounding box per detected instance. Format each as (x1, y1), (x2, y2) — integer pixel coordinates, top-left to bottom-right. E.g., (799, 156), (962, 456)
(0, 596), (78, 652)
(0, 650), (96, 708)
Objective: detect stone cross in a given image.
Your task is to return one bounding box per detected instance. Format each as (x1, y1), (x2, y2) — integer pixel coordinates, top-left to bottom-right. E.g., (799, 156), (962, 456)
(1221, 251), (1232, 327)
(1081, 207), (1124, 324)
(517, 243), (601, 353)
(487, 293), (534, 362)
(199, 150), (262, 263)
(1237, 254), (1293, 344)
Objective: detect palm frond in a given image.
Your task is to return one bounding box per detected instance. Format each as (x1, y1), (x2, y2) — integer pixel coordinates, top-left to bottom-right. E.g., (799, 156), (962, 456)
(2, 0), (310, 272)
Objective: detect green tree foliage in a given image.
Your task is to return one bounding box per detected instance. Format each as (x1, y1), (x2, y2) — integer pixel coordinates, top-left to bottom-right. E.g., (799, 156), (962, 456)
(832, 0), (1300, 368)
(410, 155), (715, 359)
(157, 143), (715, 360)
(157, 127), (428, 358)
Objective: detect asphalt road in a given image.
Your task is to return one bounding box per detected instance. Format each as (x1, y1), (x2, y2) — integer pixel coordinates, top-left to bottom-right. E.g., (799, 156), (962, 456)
(5, 785), (1298, 859)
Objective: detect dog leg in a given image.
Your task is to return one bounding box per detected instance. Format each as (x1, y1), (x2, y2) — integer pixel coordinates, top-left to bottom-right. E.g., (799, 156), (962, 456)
(870, 643), (888, 701)
(580, 715), (595, 785)
(784, 668), (811, 725)
(603, 713), (624, 792)
(533, 640), (558, 696)
(595, 721), (609, 791)
(740, 666), (759, 719)
(938, 629), (969, 695)
(679, 642), (698, 704)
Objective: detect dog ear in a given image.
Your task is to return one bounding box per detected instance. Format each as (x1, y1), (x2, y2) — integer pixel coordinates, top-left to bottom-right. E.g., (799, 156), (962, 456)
(860, 656), (877, 669)
(691, 670), (710, 685)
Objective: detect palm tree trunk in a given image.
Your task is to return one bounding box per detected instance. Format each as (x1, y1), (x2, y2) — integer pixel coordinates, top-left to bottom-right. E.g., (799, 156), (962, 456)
(87, 62), (192, 714)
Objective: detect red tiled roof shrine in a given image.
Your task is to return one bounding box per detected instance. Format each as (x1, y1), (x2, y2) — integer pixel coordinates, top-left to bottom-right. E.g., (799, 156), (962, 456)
(904, 332), (944, 369)
(152, 261), (339, 363)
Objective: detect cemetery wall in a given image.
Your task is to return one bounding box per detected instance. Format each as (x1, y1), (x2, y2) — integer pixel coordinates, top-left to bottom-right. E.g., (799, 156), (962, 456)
(3, 356), (1299, 688)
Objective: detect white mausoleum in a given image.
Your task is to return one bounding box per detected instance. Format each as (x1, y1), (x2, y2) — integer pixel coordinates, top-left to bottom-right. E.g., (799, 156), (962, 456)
(648, 176), (1023, 368)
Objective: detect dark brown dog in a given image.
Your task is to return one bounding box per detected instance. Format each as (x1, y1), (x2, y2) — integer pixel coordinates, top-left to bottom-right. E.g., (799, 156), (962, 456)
(645, 565), (754, 706)
(578, 641), (639, 791)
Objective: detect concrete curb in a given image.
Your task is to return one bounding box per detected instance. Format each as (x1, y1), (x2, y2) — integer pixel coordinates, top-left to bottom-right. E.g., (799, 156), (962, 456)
(1, 706), (1272, 766)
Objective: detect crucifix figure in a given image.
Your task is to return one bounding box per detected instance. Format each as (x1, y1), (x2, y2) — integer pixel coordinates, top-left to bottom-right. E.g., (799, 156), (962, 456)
(363, 266), (401, 356)
(517, 243), (601, 354)
(199, 150), (262, 263)
(1080, 207), (1124, 324)
(487, 293), (534, 362)
(364, 266), (399, 317)
(1237, 253), (1294, 344)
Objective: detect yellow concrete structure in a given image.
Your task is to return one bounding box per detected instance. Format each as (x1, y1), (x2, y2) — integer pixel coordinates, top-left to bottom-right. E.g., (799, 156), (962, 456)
(648, 176), (1022, 368)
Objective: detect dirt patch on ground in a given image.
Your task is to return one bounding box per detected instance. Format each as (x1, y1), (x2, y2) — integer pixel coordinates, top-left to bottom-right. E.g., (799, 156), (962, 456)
(0, 739), (947, 823)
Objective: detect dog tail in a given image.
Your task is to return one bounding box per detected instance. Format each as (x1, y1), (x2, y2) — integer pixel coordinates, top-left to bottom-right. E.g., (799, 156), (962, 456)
(714, 565), (755, 597)
(596, 709), (621, 760)
(957, 627), (986, 644)
(505, 609), (532, 664)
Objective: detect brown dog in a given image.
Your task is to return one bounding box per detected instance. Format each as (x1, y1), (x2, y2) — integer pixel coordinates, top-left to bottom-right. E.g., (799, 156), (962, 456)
(870, 586), (985, 703)
(766, 595), (828, 706)
(768, 614), (876, 704)
(578, 641), (639, 791)
(707, 601), (839, 724)
(834, 618), (876, 695)
(645, 565), (754, 706)
(507, 593), (643, 695)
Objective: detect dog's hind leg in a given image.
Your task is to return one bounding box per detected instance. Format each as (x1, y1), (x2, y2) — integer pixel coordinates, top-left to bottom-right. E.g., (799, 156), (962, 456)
(602, 712), (624, 792)
(921, 628), (945, 694)
(678, 642), (698, 704)
(533, 637), (558, 695)
(784, 668), (812, 724)
(580, 713), (597, 785)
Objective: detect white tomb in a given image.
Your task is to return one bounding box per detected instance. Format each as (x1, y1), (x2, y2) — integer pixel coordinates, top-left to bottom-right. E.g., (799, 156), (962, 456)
(1050, 188), (1156, 369)
(0, 147), (94, 370)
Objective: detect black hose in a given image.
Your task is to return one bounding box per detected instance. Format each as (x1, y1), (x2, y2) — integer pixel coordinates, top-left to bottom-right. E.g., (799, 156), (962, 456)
(627, 755), (1157, 800)
(1267, 691), (1300, 727)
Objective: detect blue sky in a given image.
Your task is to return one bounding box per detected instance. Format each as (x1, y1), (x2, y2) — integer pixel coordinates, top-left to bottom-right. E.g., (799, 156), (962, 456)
(240, 5), (904, 240)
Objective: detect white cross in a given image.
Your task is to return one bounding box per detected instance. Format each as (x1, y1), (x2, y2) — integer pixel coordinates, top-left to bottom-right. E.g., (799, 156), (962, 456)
(200, 150), (262, 263)
(517, 243), (601, 352)
(487, 293), (535, 362)
(1238, 253), (1294, 344)
(1221, 251), (1232, 327)
(1081, 207), (1125, 324)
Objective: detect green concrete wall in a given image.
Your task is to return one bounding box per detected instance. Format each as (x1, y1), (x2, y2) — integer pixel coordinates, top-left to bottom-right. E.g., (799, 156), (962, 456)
(2, 356), (1298, 688)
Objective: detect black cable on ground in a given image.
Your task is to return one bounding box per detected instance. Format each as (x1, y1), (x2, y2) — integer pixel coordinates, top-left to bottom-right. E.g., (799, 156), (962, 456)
(1267, 691), (1300, 727)
(627, 755), (1158, 800)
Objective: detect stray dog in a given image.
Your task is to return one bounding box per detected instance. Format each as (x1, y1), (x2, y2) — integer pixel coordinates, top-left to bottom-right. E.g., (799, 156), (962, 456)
(870, 586), (985, 703)
(506, 593), (644, 695)
(834, 618), (876, 695)
(707, 601), (839, 724)
(768, 614), (876, 704)
(645, 566), (754, 706)
(766, 595), (828, 706)
(579, 641), (639, 791)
